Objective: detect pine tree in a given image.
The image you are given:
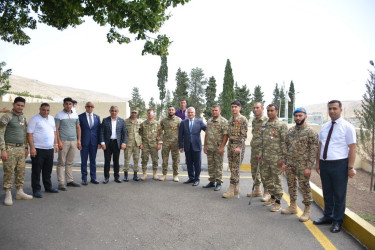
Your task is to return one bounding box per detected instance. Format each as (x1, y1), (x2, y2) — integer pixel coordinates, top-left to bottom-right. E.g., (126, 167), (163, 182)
(204, 76), (217, 120)
(173, 68), (189, 106)
(221, 59), (235, 119)
(251, 85), (264, 107)
(288, 81), (295, 120)
(272, 83), (280, 107)
(157, 55), (168, 117)
(148, 97), (156, 110)
(234, 82), (251, 119)
(0, 61), (11, 96)
(129, 87), (146, 118)
(188, 67), (206, 118)
(279, 85), (286, 117)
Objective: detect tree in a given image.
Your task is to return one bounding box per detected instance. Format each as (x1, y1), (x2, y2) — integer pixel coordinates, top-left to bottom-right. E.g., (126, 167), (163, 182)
(0, 0), (190, 56)
(272, 83), (280, 107)
(157, 55), (168, 116)
(355, 60), (375, 191)
(148, 97), (156, 110)
(129, 87), (146, 118)
(221, 59), (235, 119)
(0, 61), (11, 96)
(279, 85), (286, 118)
(288, 81), (296, 120)
(234, 83), (251, 119)
(203, 76), (217, 120)
(251, 85), (264, 108)
(172, 68), (189, 106)
(188, 67), (206, 118)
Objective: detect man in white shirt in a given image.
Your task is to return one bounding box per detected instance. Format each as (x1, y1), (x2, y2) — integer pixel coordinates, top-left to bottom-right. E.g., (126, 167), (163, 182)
(314, 100), (357, 233)
(27, 103), (59, 198)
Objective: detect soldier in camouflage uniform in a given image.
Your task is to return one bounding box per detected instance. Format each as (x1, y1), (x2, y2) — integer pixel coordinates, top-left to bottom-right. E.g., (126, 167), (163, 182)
(203, 105), (228, 191)
(159, 105), (181, 182)
(123, 107), (142, 182)
(247, 102), (268, 199)
(139, 108), (162, 180)
(281, 107), (318, 222)
(223, 100), (248, 198)
(0, 97), (33, 206)
(258, 104), (287, 212)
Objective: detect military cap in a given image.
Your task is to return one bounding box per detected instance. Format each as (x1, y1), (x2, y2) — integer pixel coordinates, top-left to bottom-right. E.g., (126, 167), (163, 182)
(130, 107), (138, 113)
(293, 107), (307, 115)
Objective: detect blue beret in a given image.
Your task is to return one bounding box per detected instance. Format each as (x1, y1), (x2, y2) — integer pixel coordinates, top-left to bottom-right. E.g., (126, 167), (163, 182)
(293, 107), (307, 115)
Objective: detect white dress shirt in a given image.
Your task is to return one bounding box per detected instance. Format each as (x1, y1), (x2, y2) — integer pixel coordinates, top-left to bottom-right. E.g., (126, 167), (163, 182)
(86, 112), (94, 127)
(319, 117), (356, 160)
(111, 118), (117, 139)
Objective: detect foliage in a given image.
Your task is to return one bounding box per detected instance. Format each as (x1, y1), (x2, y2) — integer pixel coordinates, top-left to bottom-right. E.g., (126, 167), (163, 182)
(148, 97), (156, 110)
(188, 67), (206, 118)
(234, 82), (251, 119)
(221, 59), (235, 119)
(129, 87), (146, 118)
(203, 76), (217, 120)
(157, 55), (168, 115)
(251, 85), (264, 108)
(7, 90), (53, 100)
(0, 61), (11, 96)
(172, 67), (189, 107)
(272, 83), (286, 117)
(0, 0), (190, 56)
(288, 81), (295, 119)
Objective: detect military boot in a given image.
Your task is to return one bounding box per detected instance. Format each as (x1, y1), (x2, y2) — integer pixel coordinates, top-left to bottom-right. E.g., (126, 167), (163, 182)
(173, 175), (179, 182)
(133, 172), (140, 181)
(159, 175), (167, 181)
(263, 198), (275, 206)
(222, 184), (235, 198)
(4, 190), (13, 206)
(281, 202), (297, 214)
(141, 170), (147, 181)
(234, 184), (240, 196)
(270, 202), (281, 212)
(299, 206), (311, 222)
(16, 189), (33, 200)
(153, 170), (159, 180)
(261, 189), (271, 202)
(247, 185), (262, 197)
(123, 172), (129, 182)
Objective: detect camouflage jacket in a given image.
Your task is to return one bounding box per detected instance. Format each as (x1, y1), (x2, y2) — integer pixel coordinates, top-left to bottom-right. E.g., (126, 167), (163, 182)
(206, 115), (228, 152)
(285, 124), (318, 169)
(0, 110), (28, 150)
(139, 120), (162, 146)
(160, 115), (181, 143)
(250, 115), (268, 151)
(125, 117), (142, 146)
(228, 114), (248, 147)
(260, 120), (287, 163)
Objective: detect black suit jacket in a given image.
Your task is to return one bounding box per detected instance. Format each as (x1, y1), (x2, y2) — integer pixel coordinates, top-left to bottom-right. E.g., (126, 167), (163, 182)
(179, 118), (206, 152)
(100, 116), (127, 149)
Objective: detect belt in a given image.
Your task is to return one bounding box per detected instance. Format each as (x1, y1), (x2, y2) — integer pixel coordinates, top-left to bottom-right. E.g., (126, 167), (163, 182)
(320, 158), (348, 163)
(110, 139), (117, 141)
(6, 143), (24, 147)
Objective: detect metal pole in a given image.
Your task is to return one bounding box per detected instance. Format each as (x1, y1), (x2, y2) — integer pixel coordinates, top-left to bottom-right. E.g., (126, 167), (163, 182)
(370, 60), (375, 191)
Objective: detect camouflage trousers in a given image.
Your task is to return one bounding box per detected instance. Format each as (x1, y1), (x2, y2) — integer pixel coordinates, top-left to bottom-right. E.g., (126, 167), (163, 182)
(124, 144), (140, 172)
(227, 143), (246, 185)
(161, 141), (179, 176)
(207, 150), (224, 184)
(286, 164), (312, 206)
(2, 146), (26, 191)
(141, 144), (159, 171)
(261, 159), (283, 200)
(250, 149), (263, 186)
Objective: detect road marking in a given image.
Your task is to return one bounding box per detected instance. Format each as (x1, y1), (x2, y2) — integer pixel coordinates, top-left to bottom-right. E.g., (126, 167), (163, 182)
(282, 192), (337, 250)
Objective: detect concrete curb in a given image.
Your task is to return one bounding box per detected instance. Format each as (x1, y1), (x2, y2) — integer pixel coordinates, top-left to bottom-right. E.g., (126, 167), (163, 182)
(310, 182), (375, 249)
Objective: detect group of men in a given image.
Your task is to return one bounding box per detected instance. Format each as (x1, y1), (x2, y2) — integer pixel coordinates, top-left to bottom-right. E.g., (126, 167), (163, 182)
(1, 97), (356, 233)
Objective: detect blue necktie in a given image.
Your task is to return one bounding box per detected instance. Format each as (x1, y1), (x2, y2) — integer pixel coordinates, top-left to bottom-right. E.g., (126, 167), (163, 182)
(189, 119), (193, 133)
(89, 114), (93, 128)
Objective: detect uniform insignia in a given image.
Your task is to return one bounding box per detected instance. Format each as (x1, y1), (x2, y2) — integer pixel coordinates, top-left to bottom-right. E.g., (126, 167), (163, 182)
(2, 118), (7, 124)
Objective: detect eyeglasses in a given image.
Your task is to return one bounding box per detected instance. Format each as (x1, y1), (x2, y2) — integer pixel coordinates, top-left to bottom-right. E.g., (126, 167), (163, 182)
(131, 112), (137, 114)
(86, 106), (94, 108)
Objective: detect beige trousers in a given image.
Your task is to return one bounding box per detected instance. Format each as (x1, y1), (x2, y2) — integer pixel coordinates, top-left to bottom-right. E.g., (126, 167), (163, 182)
(57, 140), (77, 185)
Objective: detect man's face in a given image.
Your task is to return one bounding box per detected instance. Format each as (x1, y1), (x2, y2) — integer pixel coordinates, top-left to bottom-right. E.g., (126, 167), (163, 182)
(110, 107), (119, 119)
(253, 103), (264, 117)
(13, 102), (25, 114)
(147, 110), (155, 120)
(85, 102), (95, 114)
(180, 101), (187, 110)
(63, 101), (73, 112)
(294, 112), (307, 126)
(328, 103), (342, 121)
(211, 107), (221, 118)
(168, 107), (175, 117)
(187, 109), (195, 119)
(267, 106), (278, 119)
(130, 111), (138, 119)
(231, 104), (241, 115)
(39, 105), (50, 118)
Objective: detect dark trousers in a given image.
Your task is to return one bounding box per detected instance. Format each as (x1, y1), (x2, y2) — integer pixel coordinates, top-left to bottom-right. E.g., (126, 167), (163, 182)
(80, 143), (98, 181)
(320, 158), (349, 224)
(104, 140), (120, 179)
(185, 143), (201, 181)
(31, 148), (54, 192)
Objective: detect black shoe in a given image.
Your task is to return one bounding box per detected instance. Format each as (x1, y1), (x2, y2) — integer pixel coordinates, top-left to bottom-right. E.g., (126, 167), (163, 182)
(183, 179), (195, 184)
(45, 188), (59, 193)
(90, 179), (99, 184)
(192, 180), (200, 186)
(330, 222), (341, 233)
(58, 185), (67, 191)
(115, 178), (122, 183)
(67, 181), (81, 187)
(33, 191), (43, 198)
(123, 172), (129, 182)
(203, 182), (215, 188)
(214, 184), (222, 191)
(82, 180), (88, 185)
(133, 172), (140, 181)
(103, 178), (109, 184)
(313, 216), (332, 225)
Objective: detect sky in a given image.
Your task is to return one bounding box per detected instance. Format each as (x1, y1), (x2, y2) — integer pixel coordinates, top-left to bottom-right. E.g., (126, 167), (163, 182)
(1, 0), (375, 108)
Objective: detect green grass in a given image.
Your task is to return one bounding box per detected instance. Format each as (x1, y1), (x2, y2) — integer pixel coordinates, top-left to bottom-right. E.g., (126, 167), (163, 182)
(358, 214), (375, 222)
(346, 203), (353, 208)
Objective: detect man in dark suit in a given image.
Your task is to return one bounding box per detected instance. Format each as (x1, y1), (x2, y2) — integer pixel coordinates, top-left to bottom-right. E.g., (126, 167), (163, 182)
(179, 107), (206, 186)
(100, 105), (127, 184)
(79, 102), (101, 185)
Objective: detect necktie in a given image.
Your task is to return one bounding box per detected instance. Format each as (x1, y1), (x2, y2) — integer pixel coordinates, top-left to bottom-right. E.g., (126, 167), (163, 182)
(322, 121), (335, 160)
(89, 114), (93, 129)
(189, 119), (193, 133)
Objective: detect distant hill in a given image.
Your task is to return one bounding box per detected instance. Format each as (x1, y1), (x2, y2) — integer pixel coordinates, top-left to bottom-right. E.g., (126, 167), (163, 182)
(304, 100), (362, 120)
(7, 75), (127, 103)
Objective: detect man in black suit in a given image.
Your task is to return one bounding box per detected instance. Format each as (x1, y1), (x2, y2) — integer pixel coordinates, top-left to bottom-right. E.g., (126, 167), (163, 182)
(100, 105), (127, 184)
(179, 107), (206, 186)
(79, 102), (101, 185)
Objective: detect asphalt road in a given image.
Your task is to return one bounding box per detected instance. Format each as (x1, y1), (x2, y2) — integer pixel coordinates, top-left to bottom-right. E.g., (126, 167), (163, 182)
(0, 164), (365, 249)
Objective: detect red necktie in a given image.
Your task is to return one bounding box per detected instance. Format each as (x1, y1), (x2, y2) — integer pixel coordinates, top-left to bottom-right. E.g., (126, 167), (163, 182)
(323, 121), (335, 160)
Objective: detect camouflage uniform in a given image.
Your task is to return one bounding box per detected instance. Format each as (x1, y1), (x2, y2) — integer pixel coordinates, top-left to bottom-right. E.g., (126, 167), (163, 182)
(124, 117), (142, 172)
(250, 115), (267, 186)
(160, 115), (181, 176)
(139, 120), (162, 171)
(0, 110), (28, 191)
(260, 120), (287, 201)
(206, 115), (228, 184)
(285, 124), (318, 206)
(227, 114), (248, 184)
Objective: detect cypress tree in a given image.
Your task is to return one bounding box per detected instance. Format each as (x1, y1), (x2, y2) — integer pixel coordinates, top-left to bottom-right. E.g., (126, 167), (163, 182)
(221, 59), (235, 119)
